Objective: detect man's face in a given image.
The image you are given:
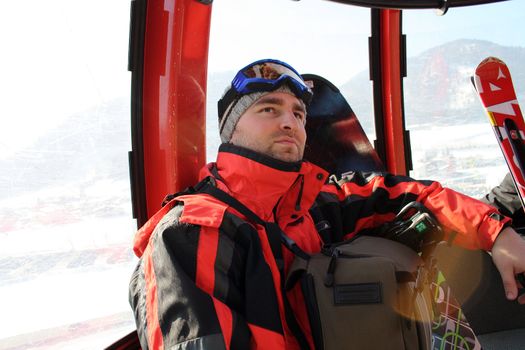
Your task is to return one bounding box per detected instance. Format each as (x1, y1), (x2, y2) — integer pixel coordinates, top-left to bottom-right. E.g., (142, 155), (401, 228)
(230, 91), (307, 162)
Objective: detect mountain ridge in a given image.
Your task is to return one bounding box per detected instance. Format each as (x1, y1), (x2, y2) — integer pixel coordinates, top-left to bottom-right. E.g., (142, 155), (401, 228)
(340, 39), (525, 131)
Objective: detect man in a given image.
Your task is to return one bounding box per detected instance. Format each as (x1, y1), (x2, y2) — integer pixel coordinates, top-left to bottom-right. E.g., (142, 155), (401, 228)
(129, 59), (525, 350)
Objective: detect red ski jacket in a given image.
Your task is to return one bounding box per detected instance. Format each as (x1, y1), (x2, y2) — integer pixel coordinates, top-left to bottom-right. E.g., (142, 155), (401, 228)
(129, 143), (510, 350)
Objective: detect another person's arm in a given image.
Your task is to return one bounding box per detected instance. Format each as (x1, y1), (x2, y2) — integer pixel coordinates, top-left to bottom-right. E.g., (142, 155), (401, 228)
(481, 173), (525, 229)
(491, 226), (525, 303)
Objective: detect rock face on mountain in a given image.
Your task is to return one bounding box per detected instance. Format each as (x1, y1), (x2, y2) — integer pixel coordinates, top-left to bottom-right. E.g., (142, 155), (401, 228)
(340, 39), (525, 131)
(405, 39), (525, 125)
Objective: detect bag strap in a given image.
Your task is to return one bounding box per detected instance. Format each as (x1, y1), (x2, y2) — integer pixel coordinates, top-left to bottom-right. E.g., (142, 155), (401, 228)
(193, 177), (312, 350)
(197, 178), (310, 260)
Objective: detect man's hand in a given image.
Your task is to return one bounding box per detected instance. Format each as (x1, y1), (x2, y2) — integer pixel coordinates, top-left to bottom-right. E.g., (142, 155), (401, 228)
(492, 227), (525, 304)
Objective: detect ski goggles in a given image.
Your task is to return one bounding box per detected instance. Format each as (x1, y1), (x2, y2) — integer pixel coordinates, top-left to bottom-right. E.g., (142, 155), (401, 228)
(218, 59), (313, 119)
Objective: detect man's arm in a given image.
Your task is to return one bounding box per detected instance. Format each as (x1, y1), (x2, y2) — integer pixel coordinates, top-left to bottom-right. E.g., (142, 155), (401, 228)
(324, 171), (510, 250)
(324, 171), (525, 303)
(129, 206), (251, 350)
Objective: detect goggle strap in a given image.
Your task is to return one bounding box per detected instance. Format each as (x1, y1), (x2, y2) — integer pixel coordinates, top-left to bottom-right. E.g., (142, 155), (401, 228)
(218, 88), (239, 124)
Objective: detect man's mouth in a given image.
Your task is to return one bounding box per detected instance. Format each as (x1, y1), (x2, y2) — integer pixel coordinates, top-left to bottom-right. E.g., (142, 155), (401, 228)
(275, 137), (297, 145)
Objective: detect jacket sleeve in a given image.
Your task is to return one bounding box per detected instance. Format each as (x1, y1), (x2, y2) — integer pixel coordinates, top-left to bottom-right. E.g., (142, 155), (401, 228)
(129, 204), (251, 350)
(481, 173), (524, 217)
(320, 171), (511, 250)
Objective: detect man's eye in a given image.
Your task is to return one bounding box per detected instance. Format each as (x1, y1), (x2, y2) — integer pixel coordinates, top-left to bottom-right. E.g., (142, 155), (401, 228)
(295, 113), (305, 121)
(262, 107), (274, 113)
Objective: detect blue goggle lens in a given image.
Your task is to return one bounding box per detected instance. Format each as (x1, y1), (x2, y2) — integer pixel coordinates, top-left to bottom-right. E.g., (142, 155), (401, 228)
(234, 60), (311, 96)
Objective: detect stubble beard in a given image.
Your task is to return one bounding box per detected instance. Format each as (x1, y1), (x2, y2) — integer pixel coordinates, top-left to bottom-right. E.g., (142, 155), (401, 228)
(231, 133), (304, 163)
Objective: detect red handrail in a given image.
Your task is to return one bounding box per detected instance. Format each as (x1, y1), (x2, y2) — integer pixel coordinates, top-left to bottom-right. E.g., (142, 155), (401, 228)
(141, 0), (211, 219)
(379, 9), (407, 175)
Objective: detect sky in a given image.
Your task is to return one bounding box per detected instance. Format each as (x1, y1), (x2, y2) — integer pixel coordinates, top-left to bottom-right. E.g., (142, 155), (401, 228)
(208, 0), (525, 82)
(208, 0), (371, 83)
(0, 0), (130, 158)
(403, 1), (525, 55)
(0, 0), (524, 158)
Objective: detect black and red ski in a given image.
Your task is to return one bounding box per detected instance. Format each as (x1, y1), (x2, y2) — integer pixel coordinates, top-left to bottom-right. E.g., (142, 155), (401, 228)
(473, 56), (525, 208)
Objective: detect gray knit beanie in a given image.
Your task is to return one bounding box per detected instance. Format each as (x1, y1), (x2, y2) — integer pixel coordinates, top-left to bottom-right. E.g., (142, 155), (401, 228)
(218, 85), (296, 143)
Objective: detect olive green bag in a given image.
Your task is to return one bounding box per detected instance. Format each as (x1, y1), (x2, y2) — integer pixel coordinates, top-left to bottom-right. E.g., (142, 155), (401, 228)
(286, 235), (435, 350)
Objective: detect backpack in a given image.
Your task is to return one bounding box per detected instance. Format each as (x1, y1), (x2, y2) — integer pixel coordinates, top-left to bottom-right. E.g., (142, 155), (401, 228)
(285, 235), (435, 350)
(176, 177), (438, 350)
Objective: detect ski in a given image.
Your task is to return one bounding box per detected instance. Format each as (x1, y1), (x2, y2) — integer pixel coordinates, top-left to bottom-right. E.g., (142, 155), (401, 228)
(472, 56), (525, 208)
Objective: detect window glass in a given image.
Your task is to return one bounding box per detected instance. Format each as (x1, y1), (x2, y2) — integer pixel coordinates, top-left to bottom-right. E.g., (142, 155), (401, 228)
(206, 0), (373, 162)
(0, 1), (136, 348)
(404, 2), (525, 197)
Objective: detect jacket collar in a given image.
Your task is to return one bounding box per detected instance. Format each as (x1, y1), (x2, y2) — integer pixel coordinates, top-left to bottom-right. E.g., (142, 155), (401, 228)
(200, 144), (328, 222)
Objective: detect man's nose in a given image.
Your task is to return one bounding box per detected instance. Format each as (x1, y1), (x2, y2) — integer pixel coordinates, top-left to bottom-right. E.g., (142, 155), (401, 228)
(280, 110), (297, 131)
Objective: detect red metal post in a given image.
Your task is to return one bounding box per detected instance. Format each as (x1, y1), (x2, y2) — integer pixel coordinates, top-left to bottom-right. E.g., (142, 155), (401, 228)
(379, 9), (407, 175)
(141, 0), (211, 218)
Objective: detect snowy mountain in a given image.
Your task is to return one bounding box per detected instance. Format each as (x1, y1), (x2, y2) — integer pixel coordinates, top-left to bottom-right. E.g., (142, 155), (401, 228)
(2, 39), (525, 206)
(0, 97), (130, 200)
